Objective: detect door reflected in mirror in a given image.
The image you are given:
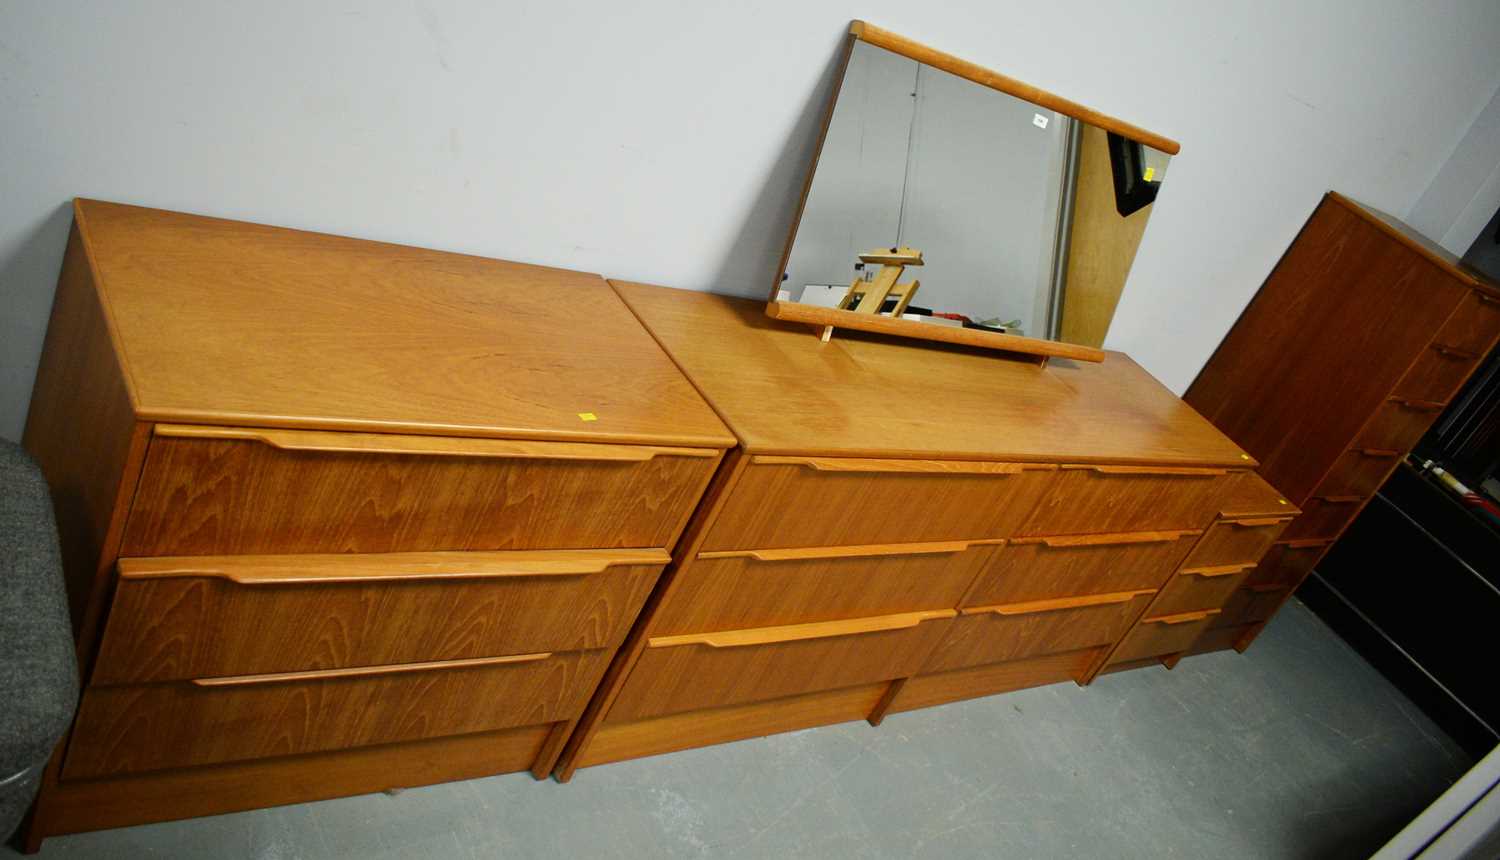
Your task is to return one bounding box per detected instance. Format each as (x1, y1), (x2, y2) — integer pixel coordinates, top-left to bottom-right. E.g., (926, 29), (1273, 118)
(774, 31), (1173, 350)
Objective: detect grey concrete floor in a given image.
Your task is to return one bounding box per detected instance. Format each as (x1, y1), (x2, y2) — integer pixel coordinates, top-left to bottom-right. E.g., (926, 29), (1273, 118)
(8, 600), (1471, 859)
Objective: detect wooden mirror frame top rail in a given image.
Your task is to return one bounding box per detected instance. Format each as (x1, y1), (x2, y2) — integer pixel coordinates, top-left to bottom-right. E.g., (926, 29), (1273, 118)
(766, 21), (1183, 364)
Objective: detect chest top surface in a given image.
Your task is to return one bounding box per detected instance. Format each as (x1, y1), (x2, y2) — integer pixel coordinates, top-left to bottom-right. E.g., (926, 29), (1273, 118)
(72, 200), (732, 447)
(613, 280), (1252, 466)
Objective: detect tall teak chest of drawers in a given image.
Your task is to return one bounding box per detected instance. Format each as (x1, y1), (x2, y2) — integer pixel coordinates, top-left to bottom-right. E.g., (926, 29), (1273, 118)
(555, 283), (1299, 777)
(21, 201), (734, 841)
(1185, 192), (1500, 653)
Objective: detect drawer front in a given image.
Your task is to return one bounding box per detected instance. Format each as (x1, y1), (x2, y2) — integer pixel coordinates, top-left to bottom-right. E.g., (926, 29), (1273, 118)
(1281, 496), (1364, 541)
(1355, 398), (1446, 453)
(1016, 466), (1238, 537)
(1149, 566), (1254, 617)
(122, 425), (719, 556)
(91, 550), (666, 684)
(1190, 624), (1255, 654)
(1181, 518), (1288, 569)
(1214, 586), (1286, 628)
(653, 542), (1000, 637)
(1434, 290), (1500, 355)
(925, 592), (1153, 673)
(1109, 611), (1218, 664)
(1245, 540), (1330, 590)
(1313, 449), (1403, 499)
(607, 611), (954, 721)
(1391, 344), (1483, 404)
(702, 457), (1056, 550)
(961, 532), (1196, 607)
(65, 649), (612, 780)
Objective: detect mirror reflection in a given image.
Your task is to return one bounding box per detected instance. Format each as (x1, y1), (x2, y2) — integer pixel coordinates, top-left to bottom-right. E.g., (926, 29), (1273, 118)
(777, 40), (1170, 346)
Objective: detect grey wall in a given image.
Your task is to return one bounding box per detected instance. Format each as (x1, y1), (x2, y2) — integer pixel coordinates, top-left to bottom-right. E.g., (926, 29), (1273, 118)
(1407, 82), (1500, 255)
(5, 2), (1500, 440)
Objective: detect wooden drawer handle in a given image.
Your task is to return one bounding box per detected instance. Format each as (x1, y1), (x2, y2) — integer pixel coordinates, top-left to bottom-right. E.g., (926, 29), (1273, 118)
(963, 589), (1155, 617)
(1019, 530), (1198, 548)
(155, 424), (716, 461)
(647, 609), (955, 649)
(697, 539), (1003, 563)
(118, 549), (671, 585)
(1284, 539), (1334, 550)
(1143, 609), (1219, 625)
(751, 455), (1051, 475)
(1063, 464), (1228, 477)
(1180, 563), (1254, 578)
(1314, 495), (1363, 505)
(1433, 344), (1479, 360)
(1223, 518), (1285, 527)
(1356, 448), (1400, 458)
(191, 652), (551, 687)
(1388, 398), (1445, 413)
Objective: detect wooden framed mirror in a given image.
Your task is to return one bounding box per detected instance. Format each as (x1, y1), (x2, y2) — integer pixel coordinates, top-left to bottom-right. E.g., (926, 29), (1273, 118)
(767, 21), (1180, 363)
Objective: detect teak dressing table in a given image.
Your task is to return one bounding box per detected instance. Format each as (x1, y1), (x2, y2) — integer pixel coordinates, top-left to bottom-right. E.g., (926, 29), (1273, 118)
(20, 25), (1304, 847)
(553, 283), (1296, 777)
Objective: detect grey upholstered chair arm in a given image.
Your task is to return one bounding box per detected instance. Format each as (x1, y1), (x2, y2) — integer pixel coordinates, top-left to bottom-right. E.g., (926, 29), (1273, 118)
(0, 440), (79, 839)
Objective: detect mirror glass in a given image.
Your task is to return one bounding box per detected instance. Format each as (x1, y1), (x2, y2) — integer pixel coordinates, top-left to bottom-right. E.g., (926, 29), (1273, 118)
(776, 39), (1171, 347)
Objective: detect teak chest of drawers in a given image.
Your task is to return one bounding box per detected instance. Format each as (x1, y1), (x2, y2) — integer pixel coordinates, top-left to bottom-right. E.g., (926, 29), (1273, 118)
(1185, 192), (1500, 654)
(20, 201), (734, 844)
(554, 283), (1299, 777)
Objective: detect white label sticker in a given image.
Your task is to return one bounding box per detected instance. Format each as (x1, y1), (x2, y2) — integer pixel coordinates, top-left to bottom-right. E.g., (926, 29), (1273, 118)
(1032, 113), (1049, 129)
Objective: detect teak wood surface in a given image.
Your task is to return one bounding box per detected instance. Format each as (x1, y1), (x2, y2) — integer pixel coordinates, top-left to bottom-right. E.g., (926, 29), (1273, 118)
(1184, 197), (1500, 656)
(93, 551), (668, 684)
(67, 199), (733, 448)
(614, 281), (1253, 466)
(33, 726), (553, 838)
(1185, 192), (1500, 504)
(555, 279), (1290, 779)
(65, 648), (613, 779)
(20, 202), (734, 848)
(121, 427), (719, 556)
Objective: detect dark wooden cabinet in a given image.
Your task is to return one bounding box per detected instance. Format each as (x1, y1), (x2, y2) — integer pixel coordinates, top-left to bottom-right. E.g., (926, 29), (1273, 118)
(1184, 192), (1500, 654)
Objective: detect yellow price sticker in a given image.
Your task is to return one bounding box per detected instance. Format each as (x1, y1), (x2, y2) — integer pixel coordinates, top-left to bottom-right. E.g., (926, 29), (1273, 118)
(578, 412), (598, 422)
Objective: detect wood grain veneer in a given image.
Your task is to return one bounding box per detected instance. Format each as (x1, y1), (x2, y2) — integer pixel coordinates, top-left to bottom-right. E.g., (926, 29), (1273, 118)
(1107, 611), (1219, 665)
(1186, 194), (1490, 504)
(64, 648), (613, 779)
(702, 458), (1056, 550)
(613, 282), (1254, 466)
(653, 542), (1000, 635)
(1015, 466), (1238, 536)
(607, 612), (952, 722)
(1179, 518), (1289, 569)
(22, 201), (731, 847)
(20, 223), (147, 641)
(121, 427), (719, 556)
(1182, 193), (1500, 657)
(924, 593), (1153, 673)
(68, 200), (733, 448)
(765, 301), (1107, 362)
(91, 550), (667, 683)
(556, 279), (1294, 778)
(960, 533), (1195, 606)
(889, 649), (1098, 714)
(578, 683), (890, 769)
(36, 726), (553, 837)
